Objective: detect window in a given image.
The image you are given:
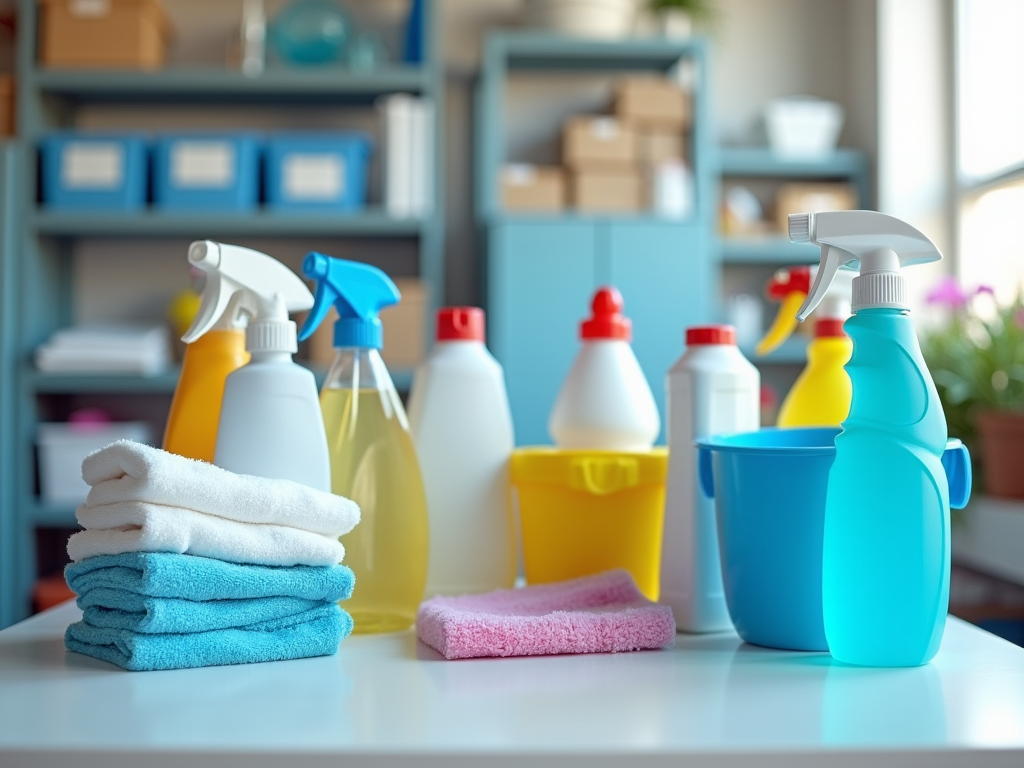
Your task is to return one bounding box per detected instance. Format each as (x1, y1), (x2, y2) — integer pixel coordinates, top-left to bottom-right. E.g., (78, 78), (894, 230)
(956, 0), (1024, 302)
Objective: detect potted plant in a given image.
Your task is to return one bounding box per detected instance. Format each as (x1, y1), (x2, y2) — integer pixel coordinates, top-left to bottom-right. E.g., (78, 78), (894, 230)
(921, 278), (1024, 499)
(647, 0), (717, 39)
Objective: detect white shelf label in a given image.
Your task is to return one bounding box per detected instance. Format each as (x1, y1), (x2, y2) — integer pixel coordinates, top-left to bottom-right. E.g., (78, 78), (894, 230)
(283, 153), (344, 201)
(171, 142), (235, 189)
(62, 143), (124, 190)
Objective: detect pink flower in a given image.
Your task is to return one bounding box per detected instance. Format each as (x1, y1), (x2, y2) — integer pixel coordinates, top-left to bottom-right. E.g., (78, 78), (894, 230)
(926, 276), (969, 308)
(1014, 307), (1024, 330)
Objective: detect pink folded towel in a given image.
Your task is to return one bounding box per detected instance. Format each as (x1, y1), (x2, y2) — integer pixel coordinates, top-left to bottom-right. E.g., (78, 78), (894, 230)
(416, 569), (676, 660)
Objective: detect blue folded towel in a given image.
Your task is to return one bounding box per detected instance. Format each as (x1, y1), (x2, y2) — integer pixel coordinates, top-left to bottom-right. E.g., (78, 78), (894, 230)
(65, 603), (353, 671)
(78, 588), (329, 634)
(66, 552), (354, 602)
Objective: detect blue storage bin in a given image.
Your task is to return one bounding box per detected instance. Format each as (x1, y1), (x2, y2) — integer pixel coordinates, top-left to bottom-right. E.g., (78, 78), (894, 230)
(265, 133), (371, 212)
(41, 133), (148, 211)
(153, 133), (261, 211)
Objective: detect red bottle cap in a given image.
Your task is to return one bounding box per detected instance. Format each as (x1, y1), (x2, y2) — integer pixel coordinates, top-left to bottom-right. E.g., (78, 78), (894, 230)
(815, 318), (847, 338)
(437, 307), (485, 342)
(766, 266), (812, 301)
(686, 325), (737, 346)
(581, 287), (632, 341)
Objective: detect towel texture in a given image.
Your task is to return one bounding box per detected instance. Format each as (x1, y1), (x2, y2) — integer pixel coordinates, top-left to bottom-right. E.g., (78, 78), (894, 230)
(65, 603), (352, 671)
(81, 597), (327, 634)
(66, 552), (355, 603)
(416, 569), (676, 660)
(81, 441), (359, 536)
(68, 501), (346, 566)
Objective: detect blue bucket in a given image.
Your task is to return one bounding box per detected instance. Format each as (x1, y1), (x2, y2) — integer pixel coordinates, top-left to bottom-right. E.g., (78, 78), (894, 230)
(697, 428), (972, 653)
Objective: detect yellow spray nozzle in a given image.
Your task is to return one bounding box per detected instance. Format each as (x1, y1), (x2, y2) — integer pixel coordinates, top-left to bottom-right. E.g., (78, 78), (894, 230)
(756, 291), (807, 356)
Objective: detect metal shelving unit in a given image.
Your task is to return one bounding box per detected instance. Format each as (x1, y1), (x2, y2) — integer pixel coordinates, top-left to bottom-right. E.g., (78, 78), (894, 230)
(0, 0), (444, 628)
(719, 147), (871, 368)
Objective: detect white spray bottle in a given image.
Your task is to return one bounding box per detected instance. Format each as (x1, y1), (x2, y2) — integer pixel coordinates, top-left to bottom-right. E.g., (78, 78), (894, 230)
(184, 240), (331, 491)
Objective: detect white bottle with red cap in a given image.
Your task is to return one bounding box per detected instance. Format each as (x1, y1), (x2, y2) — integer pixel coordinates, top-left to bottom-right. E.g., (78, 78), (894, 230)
(549, 286), (660, 450)
(660, 325), (760, 633)
(407, 307), (516, 596)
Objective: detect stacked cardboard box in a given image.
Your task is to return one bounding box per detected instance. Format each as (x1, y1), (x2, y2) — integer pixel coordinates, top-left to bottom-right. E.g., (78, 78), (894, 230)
(499, 76), (692, 215)
(39, 0), (172, 70)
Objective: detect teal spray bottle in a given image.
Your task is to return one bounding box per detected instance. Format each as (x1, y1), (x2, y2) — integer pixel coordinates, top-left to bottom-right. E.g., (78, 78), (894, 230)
(298, 253), (428, 634)
(792, 210), (972, 667)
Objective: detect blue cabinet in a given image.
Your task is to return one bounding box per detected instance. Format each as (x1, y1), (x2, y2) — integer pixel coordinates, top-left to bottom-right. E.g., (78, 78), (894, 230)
(489, 221), (597, 446)
(606, 222), (713, 441)
(489, 220), (715, 446)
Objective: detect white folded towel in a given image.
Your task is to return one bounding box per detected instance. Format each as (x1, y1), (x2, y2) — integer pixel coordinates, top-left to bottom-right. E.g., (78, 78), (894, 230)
(68, 502), (346, 567)
(82, 441), (359, 537)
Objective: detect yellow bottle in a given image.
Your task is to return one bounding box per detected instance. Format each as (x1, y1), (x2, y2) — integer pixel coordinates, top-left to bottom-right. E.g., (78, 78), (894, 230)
(299, 252), (429, 634)
(756, 265), (854, 428)
(163, 329), (249, 462)
(776, 321), (853, 427)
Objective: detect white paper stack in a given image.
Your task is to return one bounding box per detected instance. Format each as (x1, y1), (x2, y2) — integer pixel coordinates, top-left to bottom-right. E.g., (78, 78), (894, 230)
(35, 325), (172, 376)
(380, 95), (434, 219)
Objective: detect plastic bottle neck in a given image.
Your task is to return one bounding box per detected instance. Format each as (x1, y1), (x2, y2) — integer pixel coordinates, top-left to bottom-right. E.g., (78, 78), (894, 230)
(248, 350), (294, 365)
(853, 307), (908, 317)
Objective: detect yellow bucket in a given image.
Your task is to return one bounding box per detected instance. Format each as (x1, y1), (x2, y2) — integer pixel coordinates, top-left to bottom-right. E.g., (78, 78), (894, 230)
(511, 448), (668, 601)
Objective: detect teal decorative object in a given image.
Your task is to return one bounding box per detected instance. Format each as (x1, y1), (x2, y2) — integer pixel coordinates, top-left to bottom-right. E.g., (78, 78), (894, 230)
(271, 0), (351, 66)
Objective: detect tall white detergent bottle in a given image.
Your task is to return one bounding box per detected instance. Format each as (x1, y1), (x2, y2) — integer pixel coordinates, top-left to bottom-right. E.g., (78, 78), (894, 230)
(549, 286), (660, 450)
(185, 240), (330, 491)
(661, 325), (760, 633)
(407, 307), (516, 596)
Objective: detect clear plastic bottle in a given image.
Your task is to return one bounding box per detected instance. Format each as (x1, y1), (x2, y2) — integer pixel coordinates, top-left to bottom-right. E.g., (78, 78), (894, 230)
(320, 347), (428, 633)
(299, 252), (429, 634)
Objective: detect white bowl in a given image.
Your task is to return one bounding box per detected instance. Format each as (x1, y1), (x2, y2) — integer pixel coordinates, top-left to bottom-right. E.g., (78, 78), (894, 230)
(524, 0), (637, 39)
(765, 98), (845, 160)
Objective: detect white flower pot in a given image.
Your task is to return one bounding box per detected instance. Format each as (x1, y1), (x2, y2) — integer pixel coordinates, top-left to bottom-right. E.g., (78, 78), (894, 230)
(524, 0), (638, 39)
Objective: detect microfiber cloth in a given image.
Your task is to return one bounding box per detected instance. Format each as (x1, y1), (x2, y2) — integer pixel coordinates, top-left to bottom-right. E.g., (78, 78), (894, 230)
(68, 502), (346, 567)
(78, 591), (343, 634)
(66, 552), (355, 603)
(81, 440), (359, 536)
(416, 569), (676, 660)
(65, 603), (353, 671)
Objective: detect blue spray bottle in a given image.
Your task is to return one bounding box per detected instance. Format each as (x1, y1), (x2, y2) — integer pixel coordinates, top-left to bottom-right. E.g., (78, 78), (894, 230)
(792, 211), (972, 667)
(298, 253), (429, 634)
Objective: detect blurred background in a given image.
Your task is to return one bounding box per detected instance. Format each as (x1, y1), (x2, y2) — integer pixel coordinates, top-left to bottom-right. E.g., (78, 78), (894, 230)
(0, 0), (1021, 643)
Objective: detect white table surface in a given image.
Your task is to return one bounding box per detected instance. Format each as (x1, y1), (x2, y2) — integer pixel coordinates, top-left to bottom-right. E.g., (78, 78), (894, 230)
(1, 603), (1023, 768)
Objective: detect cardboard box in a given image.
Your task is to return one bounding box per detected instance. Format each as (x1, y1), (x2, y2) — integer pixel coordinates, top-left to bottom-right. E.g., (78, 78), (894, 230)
(615, 77), (691, 128)
(571, 169), (644, 213)
(501, 164), (565, 212)
(637, 128), (686, 167)
(774, 182), (857, 233)
(0, 76), (13, 137)
(562, 117), (636, 169)
(303, 278), (427, 373)
(39, 0), (171, 70)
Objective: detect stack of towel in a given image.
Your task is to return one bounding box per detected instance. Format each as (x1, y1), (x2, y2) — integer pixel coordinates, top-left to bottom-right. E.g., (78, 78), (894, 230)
(64, 441), (360, 671)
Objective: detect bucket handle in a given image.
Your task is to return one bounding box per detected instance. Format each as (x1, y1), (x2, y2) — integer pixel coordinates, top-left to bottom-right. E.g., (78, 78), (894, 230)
(942, 439), (972, 510)
(569, 457), (639, 496)
(698, 447), (715, 499)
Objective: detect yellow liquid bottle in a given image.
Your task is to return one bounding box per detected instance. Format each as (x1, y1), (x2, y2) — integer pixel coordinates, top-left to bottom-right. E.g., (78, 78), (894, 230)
(321, 347), (429, 634)
(163, 329), (249, 463)
(777, 322), (853, 428)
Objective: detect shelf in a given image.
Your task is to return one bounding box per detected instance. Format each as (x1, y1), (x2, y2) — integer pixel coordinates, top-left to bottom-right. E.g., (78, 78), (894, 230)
(721, 148), (868, 178)
(28, 366), (414, 394)
(492, 213), (700, 227)
(721, 238), (820, 265)
(31, 502), (78, 527)
(492, 32), (702, 71)
(28, 66), (428, 106)
(29, 368), (181, 394)
(741, 337), (808, 365)
(953, 496), (1024, 587)
(31, 209), (425, 238)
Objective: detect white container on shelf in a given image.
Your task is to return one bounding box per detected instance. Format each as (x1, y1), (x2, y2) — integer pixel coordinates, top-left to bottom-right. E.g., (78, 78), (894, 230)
(660, 325), (760, 633)
(523, 0), (637, 39)
(38, 421), (151, 505)
(407, 307), (516, 597)
(765, 97), (844, 160)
